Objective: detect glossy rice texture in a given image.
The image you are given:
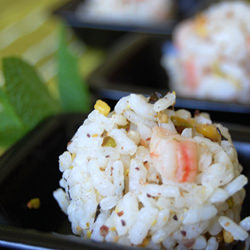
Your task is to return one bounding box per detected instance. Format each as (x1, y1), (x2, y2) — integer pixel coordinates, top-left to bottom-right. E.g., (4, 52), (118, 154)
(54, 92), (249, 249)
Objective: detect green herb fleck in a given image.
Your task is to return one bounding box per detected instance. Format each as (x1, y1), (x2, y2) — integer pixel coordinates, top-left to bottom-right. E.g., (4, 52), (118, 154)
(102, 136), (116, 148)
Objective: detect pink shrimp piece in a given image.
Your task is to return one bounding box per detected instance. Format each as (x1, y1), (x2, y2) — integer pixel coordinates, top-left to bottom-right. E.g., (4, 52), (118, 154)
(150, 126), (198, 183)
(183, 58), (199, 89)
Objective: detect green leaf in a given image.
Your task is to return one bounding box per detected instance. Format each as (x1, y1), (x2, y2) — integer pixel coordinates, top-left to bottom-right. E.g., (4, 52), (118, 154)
(0, 127), (25, 148)
(57, 25), (91, 112)
(0, 88), (26, 147)
(0, 88), (23, 129)
(2, 57), (59, 130)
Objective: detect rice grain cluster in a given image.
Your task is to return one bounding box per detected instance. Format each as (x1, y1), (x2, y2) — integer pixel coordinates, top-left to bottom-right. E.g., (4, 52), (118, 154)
(54, 92), (249, 249)
(76, 0), (173, 24)
(162, 1), (250, 103)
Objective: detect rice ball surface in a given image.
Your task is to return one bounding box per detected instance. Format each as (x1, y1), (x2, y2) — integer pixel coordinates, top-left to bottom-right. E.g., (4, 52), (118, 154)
(54, 92), (249, 249)
(162, 1), (250, 103)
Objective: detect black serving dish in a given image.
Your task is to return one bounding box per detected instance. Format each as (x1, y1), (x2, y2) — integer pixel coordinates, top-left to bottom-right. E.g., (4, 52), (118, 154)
(0, 114), (143, 250)
(53, 0), (215, 48)
(0, 113), (250, 249)
(88, 34), (250, 125)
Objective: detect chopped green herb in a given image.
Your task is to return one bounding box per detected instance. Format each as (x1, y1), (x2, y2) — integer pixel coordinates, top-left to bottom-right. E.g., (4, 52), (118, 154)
(102, 136), (116, 147)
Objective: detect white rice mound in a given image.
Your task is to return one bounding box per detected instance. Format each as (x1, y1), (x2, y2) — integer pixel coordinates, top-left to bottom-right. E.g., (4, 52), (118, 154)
(54, 92), (249, 249)
(162, 1), (250, 103)
(76, 0), (173, 25)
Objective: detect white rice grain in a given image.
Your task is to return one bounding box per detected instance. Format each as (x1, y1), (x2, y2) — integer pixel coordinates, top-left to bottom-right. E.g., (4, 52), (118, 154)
(59, 151), (72, 171)
(129, 159), (147, 191)
(205, 237), (218, 250)
(128, 207), (158, 244)
(109, 129), (137, 155)
(91, 212), (109, 241)
(53, 189), (69, 214)
(219, 216), (248, 241)
(183, 205), (217, 225)
(225, 175), (248, 196)
(114, 192), (138, 236)
(208, 216), (222, 236)
(112, 160), (124, 196)
(100, 196), (119, 210)
(210, 188), (229, 203)
(130, 94), (155, 120)
(139, 184), (180, 198)
(192, 236), (207, 249)
(153, 92), (176, 112)
(114, 96), (130, 114)
(240, 216), (250, 231)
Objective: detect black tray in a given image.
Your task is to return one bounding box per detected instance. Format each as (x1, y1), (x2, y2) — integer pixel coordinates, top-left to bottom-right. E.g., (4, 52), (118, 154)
(0, 114), (250, 249)
(0, 114), (143, 250)
(53, 0), (214, 48)
(88, 35), (250, 125)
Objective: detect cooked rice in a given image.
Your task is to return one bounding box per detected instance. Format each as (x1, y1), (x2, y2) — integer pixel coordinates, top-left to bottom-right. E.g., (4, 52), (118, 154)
(162, 1), (250, 103)
(76, 0), (173, 24)
(54, 92), (249, 249)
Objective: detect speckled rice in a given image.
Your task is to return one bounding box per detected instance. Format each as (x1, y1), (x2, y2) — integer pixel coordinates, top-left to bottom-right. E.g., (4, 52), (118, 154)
(76, 0), (173, 24)
(162, 1), (250, 103)
(54, 92), (249, 249)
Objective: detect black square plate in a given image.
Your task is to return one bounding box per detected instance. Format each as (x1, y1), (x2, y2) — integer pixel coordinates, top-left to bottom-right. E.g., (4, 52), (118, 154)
(0, 114), (140, 250)
(53, 0), (214, 48)
(0, 113), (250, 249)
(88, 35), (250, 125)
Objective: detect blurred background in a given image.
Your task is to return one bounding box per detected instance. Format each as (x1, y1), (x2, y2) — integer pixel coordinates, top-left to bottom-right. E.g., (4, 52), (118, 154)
(0, 0), (105, 154)
(1, 2), (250, 249)
(1, 0), (250, 155)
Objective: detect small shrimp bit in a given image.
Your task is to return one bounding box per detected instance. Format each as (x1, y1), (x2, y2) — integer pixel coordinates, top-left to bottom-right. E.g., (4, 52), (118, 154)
(150, 126), (198, 183)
